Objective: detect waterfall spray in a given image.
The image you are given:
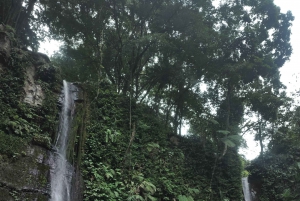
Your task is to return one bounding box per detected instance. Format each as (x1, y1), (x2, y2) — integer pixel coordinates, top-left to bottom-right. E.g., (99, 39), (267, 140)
(50, 80), (75, 201)
(242, 177), (253, 201)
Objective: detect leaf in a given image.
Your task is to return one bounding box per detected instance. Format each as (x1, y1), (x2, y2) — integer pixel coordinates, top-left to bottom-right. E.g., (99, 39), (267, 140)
(105, 172), (113, 179)
(187, 196), (194, 201)
(178, 195), (188, 201)
(146, 143), (160, 152)
(221, 138), (236, 147)
(188, 188), (200, 194)
(178, 195), (193, 201)
(147, 195), (157, 201)
(209, 119), (219, 125)
(127, 195), (144, 201)
(141, 181), (156, 194)
(227, 135), (242, 142)
(217, 130), (230, 135)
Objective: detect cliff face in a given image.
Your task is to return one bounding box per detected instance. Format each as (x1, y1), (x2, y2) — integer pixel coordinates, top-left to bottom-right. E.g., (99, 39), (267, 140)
(0, 24), (58, 200)
(0, 24), (85, 200)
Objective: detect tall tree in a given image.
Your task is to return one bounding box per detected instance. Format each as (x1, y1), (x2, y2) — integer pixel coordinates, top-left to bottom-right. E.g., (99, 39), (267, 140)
(40, 0), (293, 137)
(0, 0), (39, 50)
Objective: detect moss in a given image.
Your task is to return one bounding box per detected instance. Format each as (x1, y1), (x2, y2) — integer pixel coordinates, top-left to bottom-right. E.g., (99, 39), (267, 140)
(0, 187), (14, 201)
(0, 145), (49, 191)
(4, 25), (15, 34)
(32, 134), (51, 149)
(67, 93), (88, 166)
(21, 193), (48, 201)
(0, 131), (27, 157)
(0, 187), (49, 201)
(2, 25), (18, 47)
(36, 162), (50, 187)
(0, 25), (60, 201)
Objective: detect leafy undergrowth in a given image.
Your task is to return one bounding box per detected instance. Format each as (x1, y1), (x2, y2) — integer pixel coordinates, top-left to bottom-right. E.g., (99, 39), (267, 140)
(248, 123), (300, 201)
(248, 153), (300, 201)
(82, 82), (242, 201)
(0, 35), (60, 160)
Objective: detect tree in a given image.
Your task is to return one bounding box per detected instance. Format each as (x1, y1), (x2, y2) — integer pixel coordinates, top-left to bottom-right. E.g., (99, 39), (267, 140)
(0, 0), (39, 50)
(248, 105), (300, 201)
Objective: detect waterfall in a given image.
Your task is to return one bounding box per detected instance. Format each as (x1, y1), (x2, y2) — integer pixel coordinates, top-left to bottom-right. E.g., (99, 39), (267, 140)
(50, 80), (75, 201)
(242, 177), (253, 201)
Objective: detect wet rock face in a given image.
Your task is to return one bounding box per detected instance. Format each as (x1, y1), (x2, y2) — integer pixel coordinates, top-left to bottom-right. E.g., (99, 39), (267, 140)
(0, 145), (50, 200)
(23, 65), (45, 106)
(0, 25), (57, 107)
(22, 51), (61, 106)
(0, 25), (86, 201)
(0, 25), (56, 200)
(0, 25), (11, 63)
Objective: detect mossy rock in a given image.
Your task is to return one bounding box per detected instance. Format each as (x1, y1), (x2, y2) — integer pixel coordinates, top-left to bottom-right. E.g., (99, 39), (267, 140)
(0, 131), (27, 157)
(0, 145), (49, 192)
(32, 134), (51, 149)
(0, 187), (14, 201)
(20, 192), (49, 201)
(0, 187), (49, 201)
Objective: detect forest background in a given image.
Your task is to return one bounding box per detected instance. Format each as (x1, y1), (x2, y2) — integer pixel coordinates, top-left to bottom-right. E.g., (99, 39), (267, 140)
(38, 0), (300, 161)
(1, 0), (300, 200)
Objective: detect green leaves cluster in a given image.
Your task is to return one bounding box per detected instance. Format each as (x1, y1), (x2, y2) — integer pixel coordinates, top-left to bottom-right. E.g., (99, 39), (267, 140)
(2, 0), (296, 200)
(37, 0), (293, 142)
(82, 83), (243, 201)
(0, 33), (60, 159)
(247, 106), (300, 201)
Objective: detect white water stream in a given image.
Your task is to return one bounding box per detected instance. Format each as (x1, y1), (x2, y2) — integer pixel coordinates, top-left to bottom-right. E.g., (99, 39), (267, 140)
(50, 80), (75, 201)
(242, 177), (253, 201)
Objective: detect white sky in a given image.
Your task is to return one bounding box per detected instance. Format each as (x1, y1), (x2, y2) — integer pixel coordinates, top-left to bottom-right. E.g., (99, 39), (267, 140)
(39, 39), (61, 56)
(277, 0), (300, 96)
(39, 0), (300, 160)
(240, 0), (300, 160)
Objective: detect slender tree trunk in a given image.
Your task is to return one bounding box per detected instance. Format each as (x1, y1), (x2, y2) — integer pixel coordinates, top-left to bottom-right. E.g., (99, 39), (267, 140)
(179, 115), (182, 136)
(5, 0), (23, 27)
(258, 115), (264, 156)
(173, 105), (179, 134)
(165, 94), (172, 127)
(220, 80), (231, 158)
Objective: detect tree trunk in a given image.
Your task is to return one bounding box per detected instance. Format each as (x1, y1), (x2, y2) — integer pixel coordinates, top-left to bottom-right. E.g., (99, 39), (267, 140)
(258, 115), (264, 156)
(220, 80), (231, 159)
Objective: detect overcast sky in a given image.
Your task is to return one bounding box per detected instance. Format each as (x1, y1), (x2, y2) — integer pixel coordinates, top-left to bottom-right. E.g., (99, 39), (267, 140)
(240, 0), (300, 160)
(39, 0), (300, 160)
(276, 0), (300, 94)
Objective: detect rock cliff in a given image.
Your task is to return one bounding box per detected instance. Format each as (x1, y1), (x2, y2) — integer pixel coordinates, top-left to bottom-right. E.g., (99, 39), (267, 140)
(0, 24), (85, 200)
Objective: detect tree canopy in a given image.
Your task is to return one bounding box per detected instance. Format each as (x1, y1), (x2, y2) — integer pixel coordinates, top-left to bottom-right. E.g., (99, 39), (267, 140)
(1, 0), (297, 200)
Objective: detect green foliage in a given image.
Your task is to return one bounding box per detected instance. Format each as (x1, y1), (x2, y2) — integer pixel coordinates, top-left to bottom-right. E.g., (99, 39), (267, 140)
(221, 135), (243, 148)
(1, 0), (294, 199)
(32, 134), (51, 149)
(0, 0), (40, 50)
(0, 35), (60, 159)
(0, 131), (26, 158)
(247, 106), (300, 201)
(82, 83), (243, 201)
(240, 156), (250, 177)
(178, 195), (194, 201)
(248, 152), (300, 201)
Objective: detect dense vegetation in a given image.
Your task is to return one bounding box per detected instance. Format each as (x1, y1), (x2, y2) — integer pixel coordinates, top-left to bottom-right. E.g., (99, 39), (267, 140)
(247, 106), (300, 201)
(1, 0), (300, 200)
(81, 81), (242, 200)
(0, 25), (61, 200)
(0, 27), (60, 158)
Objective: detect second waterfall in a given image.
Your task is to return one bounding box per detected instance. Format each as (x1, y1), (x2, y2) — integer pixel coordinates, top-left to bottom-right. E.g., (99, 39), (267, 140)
(50, 80), (75, 201)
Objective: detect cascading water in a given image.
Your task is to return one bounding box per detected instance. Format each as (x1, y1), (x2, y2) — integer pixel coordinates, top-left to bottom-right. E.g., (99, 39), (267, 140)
(242, 177), (253, 201)
(50, 80), (75, 201)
